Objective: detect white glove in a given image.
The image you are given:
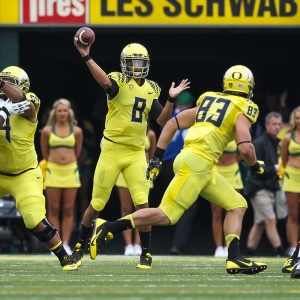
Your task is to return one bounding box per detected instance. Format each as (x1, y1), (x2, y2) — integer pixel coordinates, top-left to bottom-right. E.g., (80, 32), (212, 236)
(0, 100), (30, 120)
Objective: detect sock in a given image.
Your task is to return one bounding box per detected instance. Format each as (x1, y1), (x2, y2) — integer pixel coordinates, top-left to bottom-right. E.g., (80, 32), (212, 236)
(246, 247), (255, 256)
(226, 235), (240, 259)
(139, 231), (151, 256)
(50, 241), (68, 261)
(105, 219), (133, 234)
(78, 223), (93, 247)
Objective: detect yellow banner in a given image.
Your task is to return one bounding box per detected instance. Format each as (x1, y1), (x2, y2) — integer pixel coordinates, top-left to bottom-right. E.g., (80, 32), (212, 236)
(0, 0), (18, 24)
(90, 0), (300, 26)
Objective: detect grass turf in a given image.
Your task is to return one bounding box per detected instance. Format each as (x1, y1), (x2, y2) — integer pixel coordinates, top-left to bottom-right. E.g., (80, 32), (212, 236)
(0, 255), (300, 300)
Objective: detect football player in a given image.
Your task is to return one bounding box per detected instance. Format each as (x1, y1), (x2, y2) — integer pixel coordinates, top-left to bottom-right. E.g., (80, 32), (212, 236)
(71, 40), (190, 269)
(89, 65), (268, 275)
(0, 66), (77, 271)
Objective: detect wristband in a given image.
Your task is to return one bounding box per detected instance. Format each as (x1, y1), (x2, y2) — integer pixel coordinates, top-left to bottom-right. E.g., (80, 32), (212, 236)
(154, 147), (165, 160)
(167, 96), (176, 103)
(82, 55), (91, 62)
(0, 79), (5, 89)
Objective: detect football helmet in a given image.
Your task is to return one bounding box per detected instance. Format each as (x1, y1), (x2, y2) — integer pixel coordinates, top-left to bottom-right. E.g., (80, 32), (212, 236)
(0, 66), (30, 94)
(120, 43), (150, 78)
(223, 65), (254, 99)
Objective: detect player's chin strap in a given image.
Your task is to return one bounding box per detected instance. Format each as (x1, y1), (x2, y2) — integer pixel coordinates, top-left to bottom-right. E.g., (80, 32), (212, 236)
(237, 141), (251, 146)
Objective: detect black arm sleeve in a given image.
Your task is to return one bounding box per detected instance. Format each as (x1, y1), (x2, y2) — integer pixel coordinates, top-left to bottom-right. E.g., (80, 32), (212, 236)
(149, 100), (163, 121)
(105, 78), (119, 100)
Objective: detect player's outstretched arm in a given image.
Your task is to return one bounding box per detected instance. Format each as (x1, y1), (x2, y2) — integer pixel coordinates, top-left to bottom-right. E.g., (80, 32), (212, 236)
(73, 37), (111, 90)
(156, 79), (191, 126)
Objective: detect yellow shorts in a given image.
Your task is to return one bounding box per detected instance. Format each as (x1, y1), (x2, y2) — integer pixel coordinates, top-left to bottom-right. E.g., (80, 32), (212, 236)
(159, 151), (247, 225)
(216, 162), (244, 190)
(0, 167), (46, 229)
(283, 165), (300, 193)
(91, 138), (149, 211)
(44, 161), (81, 188)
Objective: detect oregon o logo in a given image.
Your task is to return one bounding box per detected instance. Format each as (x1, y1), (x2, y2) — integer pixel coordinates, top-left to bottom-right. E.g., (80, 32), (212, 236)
(232, 72), (242, 80)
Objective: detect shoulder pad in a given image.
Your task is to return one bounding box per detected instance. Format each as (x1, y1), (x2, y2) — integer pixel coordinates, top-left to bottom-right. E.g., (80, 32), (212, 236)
(145, 79), (161, 95)
(108, 72), (131, 84)
(25, 92), (41, 114)
(196, 92), (210, 106)
(233, 98), (259, 124)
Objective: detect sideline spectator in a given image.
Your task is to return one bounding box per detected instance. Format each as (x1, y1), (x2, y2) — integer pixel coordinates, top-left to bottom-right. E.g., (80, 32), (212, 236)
(40, 98), (83, 255)
(281, 107), (300, 276)
(244, 112), (285, 257)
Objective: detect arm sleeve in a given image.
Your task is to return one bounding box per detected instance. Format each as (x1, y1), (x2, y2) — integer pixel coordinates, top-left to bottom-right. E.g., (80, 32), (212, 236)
(149, 100), (163, 121)
(105, 78), (119, 100)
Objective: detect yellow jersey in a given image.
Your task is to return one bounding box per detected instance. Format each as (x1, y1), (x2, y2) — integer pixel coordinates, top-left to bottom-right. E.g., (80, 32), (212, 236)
(0, 92), (40, 174)
(184, 92), (259, 164)
(104, 72), (160, 150)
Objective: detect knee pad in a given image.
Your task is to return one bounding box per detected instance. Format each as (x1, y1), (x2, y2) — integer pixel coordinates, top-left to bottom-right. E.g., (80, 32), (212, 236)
(29, 218), (57, 243)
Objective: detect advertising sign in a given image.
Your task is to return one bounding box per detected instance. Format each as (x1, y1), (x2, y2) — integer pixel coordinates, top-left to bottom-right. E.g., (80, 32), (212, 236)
(0, 0), (299, 27)
(21, 0), (87, 24)
(89, 0), (300, 27)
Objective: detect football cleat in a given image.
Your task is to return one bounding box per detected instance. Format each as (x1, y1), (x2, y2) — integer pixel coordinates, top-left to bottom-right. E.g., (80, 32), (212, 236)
(71, 243), (84, 267)
(226, 255), (267, 275)
(60, 255), (78, 271)
(282, 257), (298, 273)
(136, 253), (152, 269)
(89, 218), (114, 260)
(291, 259), (300, 279)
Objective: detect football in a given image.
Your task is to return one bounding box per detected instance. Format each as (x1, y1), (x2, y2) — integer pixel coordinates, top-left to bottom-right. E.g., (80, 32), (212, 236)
(75, 27), (95, 47)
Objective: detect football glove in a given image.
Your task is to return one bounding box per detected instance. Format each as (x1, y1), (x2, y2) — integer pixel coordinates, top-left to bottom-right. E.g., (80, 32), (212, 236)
(146, 157), (162, 181)
(0, 100), (30, 120)
(250, 160), (265, 174)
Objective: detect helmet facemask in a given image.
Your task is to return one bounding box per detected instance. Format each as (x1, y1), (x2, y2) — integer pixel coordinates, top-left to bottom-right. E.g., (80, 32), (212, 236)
(0, 66), (30, 95)
(120, 43), (150, 78)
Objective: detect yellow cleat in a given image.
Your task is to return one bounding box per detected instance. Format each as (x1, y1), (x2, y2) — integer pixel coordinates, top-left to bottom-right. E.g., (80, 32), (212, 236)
(282, 257), (297, 273)
(71, 243), (84, 267)
(226, 256), (267, 275)
(60, 255), (78, 271)
(136, 253), (152, 269)
(89, 218), (113, 260)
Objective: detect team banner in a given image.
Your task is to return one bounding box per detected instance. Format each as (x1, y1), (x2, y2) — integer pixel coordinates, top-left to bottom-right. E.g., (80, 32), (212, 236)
(0, 0), (299, 26)
(90, 0), (300, 26)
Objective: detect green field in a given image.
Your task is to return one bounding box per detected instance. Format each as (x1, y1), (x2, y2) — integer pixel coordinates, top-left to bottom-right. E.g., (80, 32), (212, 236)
(0, 255), (299, 300)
